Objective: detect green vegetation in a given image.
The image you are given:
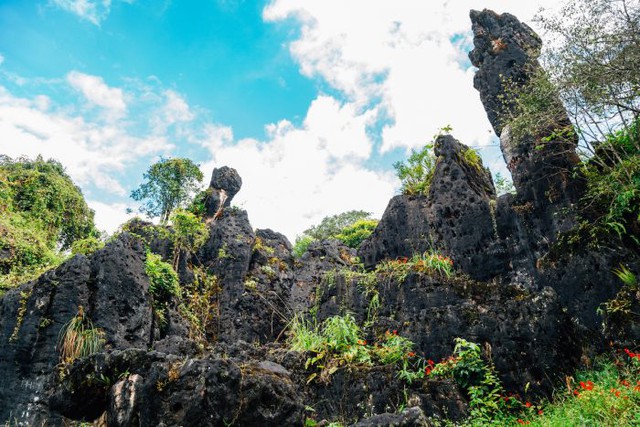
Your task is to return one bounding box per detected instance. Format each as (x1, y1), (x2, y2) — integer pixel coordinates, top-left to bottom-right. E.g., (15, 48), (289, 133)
(70, 235), (105, 256)
(394, 142), (437, 196)
(502, 0), (640, 246)
(57, 306), (105, 364)
(334, 219), (378, 249)
(169, 209), (209, 267)
(131, 157), (204, 223)
(493, 172), (515, 196)
(0, 156), (98, 292)
(375, 252), (455, 282)
(145, 252), (180, 327)
(293, 210), (378, 257)
(178, 266), (220, 344)
(289, 313), (418, 383)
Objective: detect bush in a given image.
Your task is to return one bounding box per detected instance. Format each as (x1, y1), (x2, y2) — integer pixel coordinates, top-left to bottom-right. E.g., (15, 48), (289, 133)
(394, 143), (437, 196)
(335, 219), (378, 249)
(71, 236), (105, 256)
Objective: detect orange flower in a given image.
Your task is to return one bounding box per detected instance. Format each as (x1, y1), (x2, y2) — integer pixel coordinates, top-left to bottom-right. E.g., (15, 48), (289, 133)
(407, 351), (416, 357)
(525, 402), (532, 408)
(621, 380), (630, 387)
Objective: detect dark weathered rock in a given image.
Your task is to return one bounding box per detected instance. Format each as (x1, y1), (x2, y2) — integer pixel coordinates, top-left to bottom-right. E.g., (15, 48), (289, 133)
(360, 135), (507, 281)
(205, 166), (243, 216)
(352, 407), (429, 427)
(51, 348), (305, 427)
(312, 271), (580, 396)
(292, 239), (356, 313)
(469, 9), (582, 209)
(0, 234), (158, 425)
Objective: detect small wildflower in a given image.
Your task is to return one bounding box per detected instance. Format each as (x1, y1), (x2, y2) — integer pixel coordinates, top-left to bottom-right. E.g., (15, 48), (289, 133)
(425, 367), (432, 375)
(525, 402), (532, 408)
(538, 410), (544, 415)
(392, 330), (398, 335)
(621, 379), (630, 387)
(407, 351), (416, 357)
(573, 390), (580, 396)
(427, 359), (435, 366)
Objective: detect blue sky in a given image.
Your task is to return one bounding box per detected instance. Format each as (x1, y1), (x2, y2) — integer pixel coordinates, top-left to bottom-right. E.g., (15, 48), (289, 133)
(0, 0), (558, 240)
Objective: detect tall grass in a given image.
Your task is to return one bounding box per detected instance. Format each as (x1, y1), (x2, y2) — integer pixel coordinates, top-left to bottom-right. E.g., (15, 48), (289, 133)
(58, 306), (105, 364)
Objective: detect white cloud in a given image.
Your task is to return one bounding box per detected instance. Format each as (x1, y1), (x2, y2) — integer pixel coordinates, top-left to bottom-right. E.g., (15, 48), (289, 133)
(88, 200), (137, 234)
(200, 95), (397, 240)
(0, 85), (172, 197)
(67, 71), (126, 119)
(265, 0), (561, 153)
(50, 0), (134, 25)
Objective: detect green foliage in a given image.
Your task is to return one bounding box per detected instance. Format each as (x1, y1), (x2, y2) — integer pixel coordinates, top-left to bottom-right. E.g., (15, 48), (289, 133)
(0, 156), (97, 290)
(145, 252), (180, 327)
(178, 266), (220, 344)
(394, 143), (437, 196)
(376, 252), (455, 282)
(58, 306), (105, 364)
(187, 188), (213, 217)
(292, 235), (316, 258)
(334, 219), (378, 249)
(289, 313), (422, 384)
(431, 338), (516, 424)
(305, 210), (373, 241)
(581, 119), (640, 240)
(493, 172), (515, 196)
(131, 157), (204, 223)
(170, 209), (209, 267)
(524, 355), (640, 426)
(70, 236), (105, 256)
(293, 210), (376, 257)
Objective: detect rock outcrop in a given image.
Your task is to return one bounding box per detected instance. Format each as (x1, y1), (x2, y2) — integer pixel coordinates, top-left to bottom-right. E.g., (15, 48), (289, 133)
(0, 8), (638, 427)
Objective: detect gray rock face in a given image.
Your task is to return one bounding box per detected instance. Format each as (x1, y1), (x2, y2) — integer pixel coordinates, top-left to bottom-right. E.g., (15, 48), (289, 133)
(469, 9), (582, 209)
(360, 135), (506, 281)
(0, 234), (154, 425)
(205, 166), (242, 216)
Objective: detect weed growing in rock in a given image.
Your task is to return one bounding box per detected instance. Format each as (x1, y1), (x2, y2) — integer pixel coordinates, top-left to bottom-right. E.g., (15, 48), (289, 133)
(376, 252), (454, 282)
(289, 313), (425, 384)
(57, 306), (105, 364)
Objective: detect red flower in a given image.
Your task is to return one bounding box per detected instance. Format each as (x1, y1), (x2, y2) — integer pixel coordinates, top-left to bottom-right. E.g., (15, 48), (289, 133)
(425, 367), (432, 375)
(538, 410), (544, 415)
(407, 352), (416, 357)
(392, 330), (398, 335)
(427, 359), (435, 366)
(621, 380), (630, 387)
(573, 390), (580, 396)
(504, 396), (510, 402)
(517, 419), (524, 424)
(525, 402), (532, 408)
(357, 340), (367, 346)
(580, 381), (594, 391)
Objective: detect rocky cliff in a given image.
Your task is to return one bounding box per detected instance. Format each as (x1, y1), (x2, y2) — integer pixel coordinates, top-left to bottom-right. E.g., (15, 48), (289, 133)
(0, 9), (638, 427)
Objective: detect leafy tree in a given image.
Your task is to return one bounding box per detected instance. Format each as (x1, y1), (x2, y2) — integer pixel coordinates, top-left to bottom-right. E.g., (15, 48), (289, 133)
(0, 155), (98, 290)
(292, 211), (378, 257)
(394, 143), (437, 196)
(131, 158), (204, 223)
(303, 210), (373, 241)
(493, 172), (515, 196)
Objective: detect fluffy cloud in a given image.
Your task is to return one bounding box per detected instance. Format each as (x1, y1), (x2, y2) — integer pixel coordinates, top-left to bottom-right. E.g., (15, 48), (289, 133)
(264, 0), (561, 152)
(200, 95), (396, 240)
(67, 71), (127, 119)
(88, 200), (137, 234)
(50, 0), (133, 25)
(0, 82), (172, 199)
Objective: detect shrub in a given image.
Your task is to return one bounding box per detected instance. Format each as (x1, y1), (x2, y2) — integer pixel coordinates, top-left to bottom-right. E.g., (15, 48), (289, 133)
(394, 143), (437, 196)
(70, 235), (105, 256)
(170, 209), (209, 267)
(335, 219), (378, 249)
(292, 235), (316, 258)
(145, 252), (180, 327)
